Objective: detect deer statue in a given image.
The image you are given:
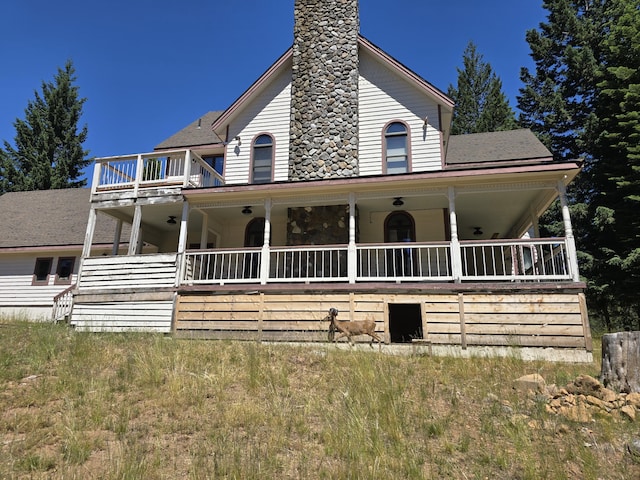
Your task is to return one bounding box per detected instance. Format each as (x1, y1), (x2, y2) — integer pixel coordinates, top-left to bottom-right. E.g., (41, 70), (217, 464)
(324, 307), (382, 350)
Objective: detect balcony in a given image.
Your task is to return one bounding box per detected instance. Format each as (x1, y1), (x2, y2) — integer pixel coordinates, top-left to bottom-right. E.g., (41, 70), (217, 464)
(91, 149), (223, 196)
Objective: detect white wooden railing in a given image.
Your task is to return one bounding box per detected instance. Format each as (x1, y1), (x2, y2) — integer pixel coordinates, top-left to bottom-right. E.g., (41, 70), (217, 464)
(357, 242), (452, 281)
(270, 245), (348, 282)
(52, 284), (75, 322)
(460, 238), (572, 281)
(91, 149), (223, 194)
(181, 239), (573, 285)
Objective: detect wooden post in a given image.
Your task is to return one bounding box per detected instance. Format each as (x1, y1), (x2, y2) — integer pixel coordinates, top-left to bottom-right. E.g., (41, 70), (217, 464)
(557, 180), (580, 282)
(600, 331), (640, 393)
(458, 293), (467, 349)
(260, 198), (272, 285)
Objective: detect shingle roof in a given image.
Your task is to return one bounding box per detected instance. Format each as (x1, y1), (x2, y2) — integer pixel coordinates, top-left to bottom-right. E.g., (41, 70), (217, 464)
(0, 189), (124, 249)
(445, 129), (553, 166)
(155, 111), (225, 150)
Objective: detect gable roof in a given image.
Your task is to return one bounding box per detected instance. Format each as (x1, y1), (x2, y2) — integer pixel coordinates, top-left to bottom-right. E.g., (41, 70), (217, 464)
(155, 111), (224, 150)
(0, 189), (125, 250)
(210, 35), (454, 135)
(445, 129), (554, 168)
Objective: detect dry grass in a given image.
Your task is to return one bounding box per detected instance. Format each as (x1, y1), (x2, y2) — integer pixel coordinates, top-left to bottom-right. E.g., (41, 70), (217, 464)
(0, 319), (638, 479)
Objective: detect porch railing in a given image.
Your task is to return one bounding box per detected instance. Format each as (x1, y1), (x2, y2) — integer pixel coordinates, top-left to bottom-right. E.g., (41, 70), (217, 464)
(270, 245), (348, 282)
(357, 242), (452, 281)
(181, 239), (572, 285)
(460, 238), (572, 281)
(52, 284), (76, 322)
(92, 149), (223, 194)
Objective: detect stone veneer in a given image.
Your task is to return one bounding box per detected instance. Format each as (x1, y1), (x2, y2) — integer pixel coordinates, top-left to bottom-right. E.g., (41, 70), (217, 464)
(289, 0), (360, 181)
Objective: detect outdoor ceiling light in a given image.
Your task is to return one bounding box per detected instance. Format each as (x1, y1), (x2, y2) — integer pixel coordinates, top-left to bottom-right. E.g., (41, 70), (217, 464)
(393, 197), (404, 207)
(167, 216), (177, 225)
(474, 227), (483, 236)
(242, 206), (252, 215)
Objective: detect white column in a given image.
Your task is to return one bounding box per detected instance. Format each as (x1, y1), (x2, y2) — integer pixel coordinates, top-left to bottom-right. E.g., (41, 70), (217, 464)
(112, 219), (123, 255)
(200, 211), (209, 249)
(448, 187), (463, 282)
(176, 201), (191, 287)
(557, 180), (580, 282)
(128, 205), (142, 256)
(348, 193), (357, 283)
(260, 198), (272, 285)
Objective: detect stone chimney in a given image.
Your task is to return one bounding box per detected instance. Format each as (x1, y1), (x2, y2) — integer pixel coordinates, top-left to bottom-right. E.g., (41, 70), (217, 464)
(289, 0), (360, 181)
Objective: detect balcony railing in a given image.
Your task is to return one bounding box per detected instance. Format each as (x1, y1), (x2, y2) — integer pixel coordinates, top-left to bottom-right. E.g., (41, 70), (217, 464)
(181, 238), (573, 285)
(91, 149), (223, 195)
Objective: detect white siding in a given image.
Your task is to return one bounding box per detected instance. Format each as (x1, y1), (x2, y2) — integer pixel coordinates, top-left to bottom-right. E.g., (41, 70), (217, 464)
(77, 254), (177, 290)
(224, 65), (292, 184)
(71, 300), (174, 333)
(0, 252), (79, 320)
(359, 51), (443, 176)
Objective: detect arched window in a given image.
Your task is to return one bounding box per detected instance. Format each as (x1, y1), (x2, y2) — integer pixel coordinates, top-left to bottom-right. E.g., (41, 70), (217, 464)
(252, 134), (274, 184)
(384, 122), (409, 174)
(384, 211), (415, 243)
(384, 211), (416, 276)
(244, 217), (265, 247)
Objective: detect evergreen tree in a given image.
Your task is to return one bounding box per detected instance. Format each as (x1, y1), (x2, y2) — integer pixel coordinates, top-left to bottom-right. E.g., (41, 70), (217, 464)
(0, 60), (90, 192)
(585, 0), (640, 328)
(520, 0), (640, 330)
(448, 41), (516, 135)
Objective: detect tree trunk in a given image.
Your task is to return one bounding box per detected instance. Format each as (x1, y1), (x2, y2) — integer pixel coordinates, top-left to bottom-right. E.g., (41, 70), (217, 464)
(600, 331), (640, 393)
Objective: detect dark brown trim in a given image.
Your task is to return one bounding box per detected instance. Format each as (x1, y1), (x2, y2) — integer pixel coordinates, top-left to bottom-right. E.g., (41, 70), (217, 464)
(177, 281), (587, 296)
(250, 133), (275, 184)
(32, 257), (53, 286)
(54, 256), (76, 286)
(381, 120), (412, 174)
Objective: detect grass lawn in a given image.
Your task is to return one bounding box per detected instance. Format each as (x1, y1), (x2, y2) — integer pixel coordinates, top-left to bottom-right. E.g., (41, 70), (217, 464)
(1, 320), (638, 479)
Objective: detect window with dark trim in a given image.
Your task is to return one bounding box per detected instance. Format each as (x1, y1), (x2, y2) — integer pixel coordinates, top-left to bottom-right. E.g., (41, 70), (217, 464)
(384, 122), (409, 174)
(384, 211), (415, 243)
(251, 134), (274, 184)
(32, 257), (53, 285)
(55, 257), (75, 284)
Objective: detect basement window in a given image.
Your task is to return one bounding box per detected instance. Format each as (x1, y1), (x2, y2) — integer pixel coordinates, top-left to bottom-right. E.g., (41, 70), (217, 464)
(32, 257), (53, 285)
(55, 257), (75, 285)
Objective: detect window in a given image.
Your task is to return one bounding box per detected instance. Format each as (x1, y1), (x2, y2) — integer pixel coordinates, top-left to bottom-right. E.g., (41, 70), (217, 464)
(252, 134), (274, 184)
(32, 257), (53, 285)
(384, 122), (409, 174)
(55, 257), (76, 284)
(203, 155), (225, 186)
(385, 211), (415, 243)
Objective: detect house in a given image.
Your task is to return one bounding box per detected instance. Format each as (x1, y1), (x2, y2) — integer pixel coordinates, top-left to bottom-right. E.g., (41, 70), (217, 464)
(0, 189), (135, 320)
(11, 0), (592, 360)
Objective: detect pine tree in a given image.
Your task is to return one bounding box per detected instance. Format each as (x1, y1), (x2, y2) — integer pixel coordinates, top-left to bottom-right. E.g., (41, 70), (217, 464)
(586, 0), (640, 328)
(520, 0), (640, 330)
(447, 42), (516, 135)
(0, 60), (90, 192)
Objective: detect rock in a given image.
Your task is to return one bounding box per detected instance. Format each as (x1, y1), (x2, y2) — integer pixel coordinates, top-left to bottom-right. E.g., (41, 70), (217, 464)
(627, 438), (640, 461)
(600, 387), (618, 403)
(514, 374), (546, 393)
(566, 374), (603, 397)
(621, 405), (637, 421)
(558, 404), (592, 423)
(627, 392), (640, 408)
(586, 395), (611, 412)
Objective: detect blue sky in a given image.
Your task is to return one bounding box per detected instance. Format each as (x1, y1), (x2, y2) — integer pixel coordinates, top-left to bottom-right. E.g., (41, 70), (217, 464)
(1, 0), (547, 162)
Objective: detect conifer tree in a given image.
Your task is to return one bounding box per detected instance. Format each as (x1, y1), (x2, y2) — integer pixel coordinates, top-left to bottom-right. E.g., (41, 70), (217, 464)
(447, 42), (516, 135)
(0, 60), (90, 192)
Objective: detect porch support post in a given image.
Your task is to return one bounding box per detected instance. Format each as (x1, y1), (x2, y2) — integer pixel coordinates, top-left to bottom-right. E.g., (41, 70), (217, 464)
(348, 193), (357, 283)
(557, 180), (580, 282)
(260, 198), (272, 285)
(128, 204), (143, 255)
(448, 187), (463, 282)
(76, 206), (98, 287)
(183, 150), (192, 188)
(112, 219), (123, 255)
(200, 211), (208, 249)
(176, 200), (190, 286)
(133, 154), (143, 197)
